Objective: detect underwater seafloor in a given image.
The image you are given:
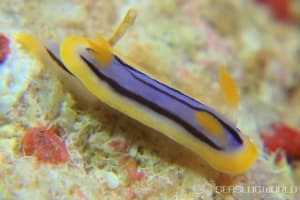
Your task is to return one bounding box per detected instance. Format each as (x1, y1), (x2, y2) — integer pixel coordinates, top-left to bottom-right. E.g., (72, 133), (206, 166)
(1, 0), (300, 199)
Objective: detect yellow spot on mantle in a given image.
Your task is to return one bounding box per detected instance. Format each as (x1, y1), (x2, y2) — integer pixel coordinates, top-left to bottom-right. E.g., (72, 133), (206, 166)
(195, 111), (228, 146)
(195, 111), (222, 137)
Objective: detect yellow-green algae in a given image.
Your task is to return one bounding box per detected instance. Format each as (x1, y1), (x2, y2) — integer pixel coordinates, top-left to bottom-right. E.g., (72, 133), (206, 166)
(0, 0), (300, 199)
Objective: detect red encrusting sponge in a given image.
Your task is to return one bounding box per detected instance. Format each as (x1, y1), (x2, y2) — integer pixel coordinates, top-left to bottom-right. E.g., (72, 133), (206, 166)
(261, 123), (300, 161)
(0, 34), (10, 63)
(22, 126), (69, 164)
(255, 0), (292, 22)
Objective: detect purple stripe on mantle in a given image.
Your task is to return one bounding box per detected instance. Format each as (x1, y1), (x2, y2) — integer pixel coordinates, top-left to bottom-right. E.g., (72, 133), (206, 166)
(79, 52), (243, 150)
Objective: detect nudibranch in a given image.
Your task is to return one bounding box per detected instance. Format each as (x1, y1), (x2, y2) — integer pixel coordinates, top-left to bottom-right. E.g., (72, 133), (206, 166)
(16, 9), (258, 174)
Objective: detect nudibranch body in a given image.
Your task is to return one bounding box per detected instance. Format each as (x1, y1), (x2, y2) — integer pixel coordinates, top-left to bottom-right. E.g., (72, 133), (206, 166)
(16, 9), (258, 174)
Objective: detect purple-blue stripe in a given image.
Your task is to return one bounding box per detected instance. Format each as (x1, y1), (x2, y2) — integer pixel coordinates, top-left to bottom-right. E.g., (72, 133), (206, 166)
(79, 52), (242, 151)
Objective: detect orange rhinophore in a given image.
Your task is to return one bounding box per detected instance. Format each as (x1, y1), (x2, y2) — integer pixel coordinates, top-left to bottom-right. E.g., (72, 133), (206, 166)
(22, 126), (69, 164)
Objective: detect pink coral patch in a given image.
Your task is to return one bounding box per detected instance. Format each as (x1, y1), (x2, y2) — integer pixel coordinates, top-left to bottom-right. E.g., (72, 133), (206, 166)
(22, 126), (69, 164)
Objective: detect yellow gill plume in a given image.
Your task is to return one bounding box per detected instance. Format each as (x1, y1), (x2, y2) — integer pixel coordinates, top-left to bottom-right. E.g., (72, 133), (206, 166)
(218, 66), (240, 109)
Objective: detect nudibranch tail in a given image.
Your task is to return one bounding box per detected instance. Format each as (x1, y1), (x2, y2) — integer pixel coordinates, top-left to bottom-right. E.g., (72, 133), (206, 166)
(29, 9), (257, 174)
